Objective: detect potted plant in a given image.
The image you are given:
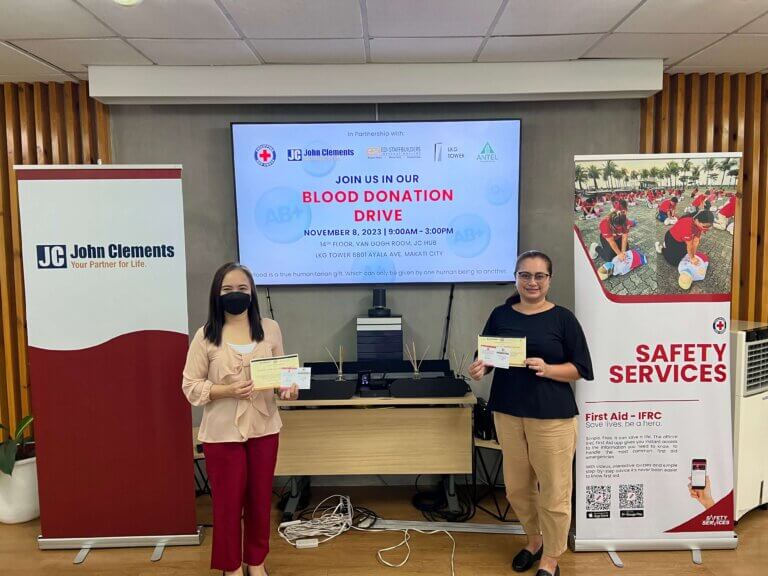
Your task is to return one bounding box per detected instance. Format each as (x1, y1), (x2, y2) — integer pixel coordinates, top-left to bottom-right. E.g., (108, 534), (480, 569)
(0, 416), (39, 524)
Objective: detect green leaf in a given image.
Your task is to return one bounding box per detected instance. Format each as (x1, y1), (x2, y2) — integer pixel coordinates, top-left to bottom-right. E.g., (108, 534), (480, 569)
(14, 415), (34, 441)
(0, 439), (18, 476)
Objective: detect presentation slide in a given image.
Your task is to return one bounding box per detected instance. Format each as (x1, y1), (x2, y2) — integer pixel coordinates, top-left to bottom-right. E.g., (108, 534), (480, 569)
(232, 119), (520, 285)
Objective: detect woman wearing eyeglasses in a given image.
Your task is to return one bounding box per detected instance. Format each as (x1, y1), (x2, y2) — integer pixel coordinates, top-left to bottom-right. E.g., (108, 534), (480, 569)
(469, 251), (593, 576)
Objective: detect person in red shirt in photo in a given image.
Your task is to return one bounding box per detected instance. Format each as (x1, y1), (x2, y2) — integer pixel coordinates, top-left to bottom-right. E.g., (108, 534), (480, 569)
(657, 196), (678, 222)
(692, 191), (708, 210)
(590, 207), (633, 262)
(715, 193), (737, 232)
(655, 204), (715, 266)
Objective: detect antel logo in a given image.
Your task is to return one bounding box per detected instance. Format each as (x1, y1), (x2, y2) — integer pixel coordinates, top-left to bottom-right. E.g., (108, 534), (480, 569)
(37, 244), (67, 269)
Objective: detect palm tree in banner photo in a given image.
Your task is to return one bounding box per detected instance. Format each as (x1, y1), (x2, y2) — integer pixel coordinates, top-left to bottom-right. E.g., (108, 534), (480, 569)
(602, 167), (612, 190)
(665, 161), (681, 188)
(640, 168), (651, 185)
(728, 167), (739, 186)
(718, 157), (737, 185)
(603, 159), (618, 188)
(620, 167), (630, 188)
(702, 158), (717, 186)
(681, 159), (693, 188)
(649, 166), (660, 187)
(690, 166), (701, 187)
(630, 170), (639, 187)
(659, 167), (671, 187)
(575, 165), (588, 190)
(587, 165), (601, 190)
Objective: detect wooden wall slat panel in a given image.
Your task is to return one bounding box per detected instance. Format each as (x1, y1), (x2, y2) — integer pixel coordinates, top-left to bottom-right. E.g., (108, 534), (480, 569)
(730, 74), (747, 319)
(670, 74), (686, 152)
(1, 84), (21, 438)
(741, 74), (760, 322)
(657, 74), (671, 152)
(0, 81), (111, 438)
(646, 73), (767, 322)
(685, 73), (700, 153)
(63, 82), (80, 164)
(700, 73), (716, 152)
(0, 87), (13, 440)
(758, 77), (768, 323)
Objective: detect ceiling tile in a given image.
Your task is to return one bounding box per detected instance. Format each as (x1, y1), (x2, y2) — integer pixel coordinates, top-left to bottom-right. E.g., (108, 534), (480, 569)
(674, 34), (768, 70)
(370, 37), (483, 63)
(740, 10), (768, 32)
(129, 39), (258, 65)
(13, 38), (153, 72)
(78, 0), (238, 39)
(495, 0), (640, 35)
(0, 0), (113, 39)
(0, 41), (67, 76)
(367, 0), (503, 37)
(618, 0), (768, 33)
(221, 0), (362, 38)
(479, 34), (602, 62)
(667, 64), (765, 74)
(250, 39), (365, 64)
(585, 33), (725, 63)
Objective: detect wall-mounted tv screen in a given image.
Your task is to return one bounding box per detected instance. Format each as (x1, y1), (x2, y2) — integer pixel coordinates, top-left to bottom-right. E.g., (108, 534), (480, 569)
(232, 119), (520, 285)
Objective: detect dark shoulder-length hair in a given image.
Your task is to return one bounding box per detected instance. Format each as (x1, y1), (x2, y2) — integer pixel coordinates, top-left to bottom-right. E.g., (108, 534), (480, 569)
(203, 262), (265, 346)
(506, 250), (554, 305)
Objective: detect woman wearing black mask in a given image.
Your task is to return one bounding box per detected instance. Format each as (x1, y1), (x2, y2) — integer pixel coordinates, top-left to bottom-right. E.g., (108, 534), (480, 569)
(183, 262), (298, 576)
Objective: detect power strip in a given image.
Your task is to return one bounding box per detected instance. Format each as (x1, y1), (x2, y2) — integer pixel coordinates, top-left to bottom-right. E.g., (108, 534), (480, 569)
(295, 538), (319, 549)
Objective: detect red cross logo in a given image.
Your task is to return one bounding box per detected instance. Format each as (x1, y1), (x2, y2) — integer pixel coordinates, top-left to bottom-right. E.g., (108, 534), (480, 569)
(713, 317), (727, 334)
(254, 145), (276, 166)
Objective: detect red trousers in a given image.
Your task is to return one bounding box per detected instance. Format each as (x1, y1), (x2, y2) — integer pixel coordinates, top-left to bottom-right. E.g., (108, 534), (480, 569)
(203, 433), (279, 571)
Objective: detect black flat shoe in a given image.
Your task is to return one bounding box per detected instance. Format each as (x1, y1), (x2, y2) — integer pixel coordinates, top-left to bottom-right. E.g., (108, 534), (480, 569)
(512, 546), (543, 572)
(535, 566), (559, 576)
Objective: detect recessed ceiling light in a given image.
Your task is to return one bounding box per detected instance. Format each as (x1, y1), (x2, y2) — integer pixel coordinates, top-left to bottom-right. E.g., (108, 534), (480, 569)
(113, 0), (144, 6)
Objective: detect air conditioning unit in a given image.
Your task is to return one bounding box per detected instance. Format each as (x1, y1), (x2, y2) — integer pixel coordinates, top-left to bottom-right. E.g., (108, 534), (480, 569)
(731, 320), (768, 521)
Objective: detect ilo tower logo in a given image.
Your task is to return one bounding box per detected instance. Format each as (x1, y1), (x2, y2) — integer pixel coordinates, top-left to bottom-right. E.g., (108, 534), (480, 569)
(254, 144), (276, 167)
(37, 244), (67, 269)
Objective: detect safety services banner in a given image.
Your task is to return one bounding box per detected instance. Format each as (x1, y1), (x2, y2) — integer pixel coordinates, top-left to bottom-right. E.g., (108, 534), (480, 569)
(17, 166), (197, 540)
(572, 153), (740, 550)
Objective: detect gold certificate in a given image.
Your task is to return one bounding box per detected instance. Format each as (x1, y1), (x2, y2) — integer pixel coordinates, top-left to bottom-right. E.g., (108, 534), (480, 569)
(250, 354), (300, 390)
(478, 336), (526, 368)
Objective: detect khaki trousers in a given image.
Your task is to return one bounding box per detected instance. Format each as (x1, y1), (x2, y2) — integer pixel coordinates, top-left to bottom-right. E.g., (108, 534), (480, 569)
(493, 412), (578, 557)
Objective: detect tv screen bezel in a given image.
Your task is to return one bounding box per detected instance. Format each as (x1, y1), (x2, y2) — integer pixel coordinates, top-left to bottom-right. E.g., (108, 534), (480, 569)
(230, 117), (522, 287)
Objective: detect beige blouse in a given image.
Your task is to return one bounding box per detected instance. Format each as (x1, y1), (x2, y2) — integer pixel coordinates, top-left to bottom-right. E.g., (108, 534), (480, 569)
(182, 318), (284, 443)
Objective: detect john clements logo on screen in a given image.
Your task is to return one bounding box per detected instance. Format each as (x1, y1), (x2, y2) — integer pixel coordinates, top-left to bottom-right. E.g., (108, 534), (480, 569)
(37, 245), (67, 269)
(36, 243), (175, 271)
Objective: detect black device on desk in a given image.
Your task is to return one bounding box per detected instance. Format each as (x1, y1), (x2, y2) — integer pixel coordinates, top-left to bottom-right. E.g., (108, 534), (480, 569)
(297, 359), (469, 400)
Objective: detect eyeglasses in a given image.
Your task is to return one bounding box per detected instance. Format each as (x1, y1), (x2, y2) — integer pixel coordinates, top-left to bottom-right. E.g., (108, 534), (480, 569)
(516, 272), (550, 283)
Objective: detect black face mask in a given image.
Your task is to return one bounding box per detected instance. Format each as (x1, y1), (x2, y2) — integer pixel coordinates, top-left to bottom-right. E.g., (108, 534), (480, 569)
(221, 291), (251, 315)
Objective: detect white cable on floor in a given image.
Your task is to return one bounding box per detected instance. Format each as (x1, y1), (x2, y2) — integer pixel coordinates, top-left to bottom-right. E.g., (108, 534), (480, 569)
(278, 494), (352, 546)
(355, 526), (456, 576)
(279, 495), (456, 576)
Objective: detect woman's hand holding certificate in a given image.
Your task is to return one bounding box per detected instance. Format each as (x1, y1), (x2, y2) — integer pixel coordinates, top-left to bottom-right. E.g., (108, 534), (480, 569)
(477, 336), (527, 368)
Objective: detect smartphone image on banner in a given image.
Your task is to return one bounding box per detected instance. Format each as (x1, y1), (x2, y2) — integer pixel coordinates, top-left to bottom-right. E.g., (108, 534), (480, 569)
(691, 458), (707, 489)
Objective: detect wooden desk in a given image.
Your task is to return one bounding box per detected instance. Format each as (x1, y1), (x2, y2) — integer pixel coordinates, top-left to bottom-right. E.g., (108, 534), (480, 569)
(275, 393), (476, 476)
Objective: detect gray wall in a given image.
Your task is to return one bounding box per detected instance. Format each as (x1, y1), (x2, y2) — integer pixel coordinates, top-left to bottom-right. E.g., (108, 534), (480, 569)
(111, 100), (639, 403)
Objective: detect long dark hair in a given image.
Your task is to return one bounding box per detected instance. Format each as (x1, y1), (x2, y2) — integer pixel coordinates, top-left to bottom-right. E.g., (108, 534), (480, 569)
(204, 262), (265, 346)
(609, 211), (627, 231)
(506, 250), (553, 305)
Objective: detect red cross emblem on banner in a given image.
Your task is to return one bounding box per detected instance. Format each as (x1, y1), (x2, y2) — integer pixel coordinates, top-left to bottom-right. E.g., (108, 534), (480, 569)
(254, 145), (276, 166)
(713, 317), (727, 334)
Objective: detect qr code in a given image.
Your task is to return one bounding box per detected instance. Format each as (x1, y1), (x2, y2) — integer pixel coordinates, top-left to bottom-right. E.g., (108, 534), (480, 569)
(586, 486), (611, 511)
(619, 484), (644, 509)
